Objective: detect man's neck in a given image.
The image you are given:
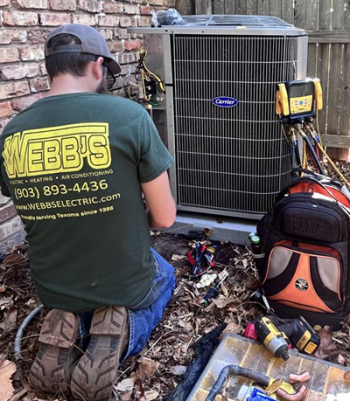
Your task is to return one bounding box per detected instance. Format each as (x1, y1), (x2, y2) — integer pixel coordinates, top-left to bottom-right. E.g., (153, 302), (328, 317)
(46, 74), (95, 97)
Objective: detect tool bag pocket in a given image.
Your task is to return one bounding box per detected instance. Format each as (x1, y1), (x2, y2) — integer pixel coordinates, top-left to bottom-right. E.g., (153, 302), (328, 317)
(262, 241), (343, 314)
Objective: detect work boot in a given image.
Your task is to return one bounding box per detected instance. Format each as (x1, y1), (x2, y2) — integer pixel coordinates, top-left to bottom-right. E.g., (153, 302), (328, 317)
(29, 309), (81, 394)
(70, 306), (129, 401)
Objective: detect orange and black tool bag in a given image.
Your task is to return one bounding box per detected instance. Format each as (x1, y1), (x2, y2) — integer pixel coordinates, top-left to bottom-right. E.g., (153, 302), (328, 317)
(256, 170), (350, 329)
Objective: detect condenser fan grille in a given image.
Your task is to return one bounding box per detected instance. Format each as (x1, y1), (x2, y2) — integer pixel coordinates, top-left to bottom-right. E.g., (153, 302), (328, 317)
(173, 35), (298, 215)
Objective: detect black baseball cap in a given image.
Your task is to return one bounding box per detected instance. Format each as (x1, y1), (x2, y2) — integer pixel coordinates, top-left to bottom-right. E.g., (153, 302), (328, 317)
(45, 24), (121, 75)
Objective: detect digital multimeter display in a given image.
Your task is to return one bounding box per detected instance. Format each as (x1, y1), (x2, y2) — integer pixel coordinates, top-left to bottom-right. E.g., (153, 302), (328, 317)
(288, 81), (315, 116)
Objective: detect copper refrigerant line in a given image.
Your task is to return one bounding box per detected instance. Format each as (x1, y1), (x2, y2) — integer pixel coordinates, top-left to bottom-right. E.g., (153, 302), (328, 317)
(283, 122), (350, 188)
(205, 364), (308, 401)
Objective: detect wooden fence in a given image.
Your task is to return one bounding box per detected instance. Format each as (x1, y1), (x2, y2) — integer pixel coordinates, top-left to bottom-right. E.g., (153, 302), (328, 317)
(194, 0), (350, 148)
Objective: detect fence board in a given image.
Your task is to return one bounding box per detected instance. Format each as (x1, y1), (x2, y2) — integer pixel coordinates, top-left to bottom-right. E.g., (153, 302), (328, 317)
(281, 0), (294, 24)
(294, 0), (307, 28)
(237, 0), (248, 15)
(332, 0), (346, 30)
(327, 44), (344, 136)
(246, 0), (258, 14)
(317, 44), (331, 135)
(340, 44), (350, 138)
(268, 0), (282, 18)
(345, 1), (350, 29)
(195, 0), (212, 14)
(257, 0), (270, 15)
(319, 0), (332, 30)
(307, 43), (318, 77)
(224, 0), (236, 14)
(213, 0), (225, 14)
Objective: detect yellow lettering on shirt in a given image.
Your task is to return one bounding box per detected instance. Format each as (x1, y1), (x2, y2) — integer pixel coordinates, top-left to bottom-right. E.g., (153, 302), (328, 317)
(3, 123), (111, 178)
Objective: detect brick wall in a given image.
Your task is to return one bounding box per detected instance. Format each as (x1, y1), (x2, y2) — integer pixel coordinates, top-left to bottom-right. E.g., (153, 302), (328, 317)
(0, 0), (176, 241)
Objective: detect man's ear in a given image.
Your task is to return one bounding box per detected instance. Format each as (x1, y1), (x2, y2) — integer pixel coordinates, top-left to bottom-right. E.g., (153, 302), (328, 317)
(91, 56), (104, 80)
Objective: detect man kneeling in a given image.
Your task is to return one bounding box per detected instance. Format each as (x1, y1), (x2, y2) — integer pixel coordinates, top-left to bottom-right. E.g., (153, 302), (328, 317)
(0, 24), (176, 401)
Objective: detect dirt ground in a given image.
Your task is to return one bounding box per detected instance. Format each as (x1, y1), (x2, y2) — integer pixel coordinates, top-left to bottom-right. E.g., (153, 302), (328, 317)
(2, 158), (350, 401)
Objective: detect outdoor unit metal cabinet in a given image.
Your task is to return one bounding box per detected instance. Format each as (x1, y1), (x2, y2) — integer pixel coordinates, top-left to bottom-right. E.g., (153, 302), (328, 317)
(129, 15), (308, 219)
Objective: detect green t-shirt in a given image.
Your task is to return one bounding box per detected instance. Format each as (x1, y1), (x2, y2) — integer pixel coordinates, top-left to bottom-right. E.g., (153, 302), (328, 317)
(0, 93), (174, 312)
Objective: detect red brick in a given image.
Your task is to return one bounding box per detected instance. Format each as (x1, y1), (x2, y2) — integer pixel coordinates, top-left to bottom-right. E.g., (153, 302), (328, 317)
(119, 16), (132, 27)
(149, 0), (163, 5)
(122, 3), (139, 14)
(129, 16), (139, 27)
(11, 93), (43, 111)
(0, 118), (11, 134)
(0, 102), (13, 118)
(78, 0), (102, 13)
(19, 46), (45, 61)
(13, 0), (48, 9)
(103, 2), (123, 13)
(108, 41), (123, 53)
(140, 6), (155, 15)
(164, 0), (176, 6)
(49, 0), (76, 11)
(120, 63), (137, 75)
(0, 81), (30, 100)
(39, 61), (47, 75)
(29, 76), (50, 92)
(3, 11), (38, 26)
(0, 202), (17, 224)
(72, 14), (96, 25)
(98, 15), (119, 27)
(133, 0), (150, 3)
(138, 16), (152, 27)
(1, 63), (39, 80)
(0, 29), (27, 44)
(114, 28), (130, 40)
(28, 28), (51, 44)
(98, 29), (114, 41)
(0, 0), (10, 6)
(39, 12), (71, 26)
(118, 52), (136, 64)
(0, 48), (20, 63)
(124, 40), (141, 51)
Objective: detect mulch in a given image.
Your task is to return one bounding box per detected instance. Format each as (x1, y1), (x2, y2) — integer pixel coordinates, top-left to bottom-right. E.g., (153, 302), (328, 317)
(1, 157), (350, 401)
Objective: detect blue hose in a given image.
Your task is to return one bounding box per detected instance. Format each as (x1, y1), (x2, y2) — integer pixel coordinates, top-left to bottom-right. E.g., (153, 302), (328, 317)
(14, 304), (44, 361)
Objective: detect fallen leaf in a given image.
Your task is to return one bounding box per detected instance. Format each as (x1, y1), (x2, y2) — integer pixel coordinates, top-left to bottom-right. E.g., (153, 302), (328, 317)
(0, 358), (16, 401)
(115, 377), (135, 392)
(121, 391), (133, 401)
(137, 358), (159, 380)
(0, 286), (6, 293)
(315, 326), (338, 359)
(171, 254), (187, 262)
(221, 283), (229, 297)
(142, 390), (159, 401)
(212, 295), (236, 309)
(221, 322), (241, 337)
(170, 365), (187, 376)
(336, 354), (346, 366)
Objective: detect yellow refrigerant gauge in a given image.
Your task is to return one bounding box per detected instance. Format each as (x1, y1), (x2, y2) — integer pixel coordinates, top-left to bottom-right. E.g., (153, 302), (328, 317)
(276, 78), (323, 123)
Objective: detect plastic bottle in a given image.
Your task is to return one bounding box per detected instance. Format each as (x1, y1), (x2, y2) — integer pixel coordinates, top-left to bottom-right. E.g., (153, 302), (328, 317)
(251, 235), (261, 254)
(237, 385), (276, 401)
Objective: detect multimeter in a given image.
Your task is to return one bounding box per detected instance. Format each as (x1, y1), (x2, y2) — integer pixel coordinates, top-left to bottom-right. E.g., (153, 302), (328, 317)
(276, 78), (323, 123)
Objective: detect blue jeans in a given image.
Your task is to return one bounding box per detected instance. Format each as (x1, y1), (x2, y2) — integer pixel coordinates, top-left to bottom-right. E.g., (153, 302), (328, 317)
(78, 248), (175, 361)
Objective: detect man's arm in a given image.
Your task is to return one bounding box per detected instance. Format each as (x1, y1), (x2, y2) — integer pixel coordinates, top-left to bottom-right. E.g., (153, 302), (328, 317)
(141, 171), (176, 228)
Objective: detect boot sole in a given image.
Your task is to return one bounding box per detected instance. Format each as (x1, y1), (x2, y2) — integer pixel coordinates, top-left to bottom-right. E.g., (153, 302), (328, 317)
(29, 310), (80, 394)
(71, 306), (128, 401)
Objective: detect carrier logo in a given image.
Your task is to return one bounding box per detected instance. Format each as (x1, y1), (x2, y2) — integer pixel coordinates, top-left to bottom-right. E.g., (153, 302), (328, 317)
(295, 278), (309, 292)
(212, 96), (238, 108)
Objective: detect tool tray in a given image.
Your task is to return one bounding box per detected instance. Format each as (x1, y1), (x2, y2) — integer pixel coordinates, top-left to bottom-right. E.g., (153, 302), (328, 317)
(186, 333), (350, 401)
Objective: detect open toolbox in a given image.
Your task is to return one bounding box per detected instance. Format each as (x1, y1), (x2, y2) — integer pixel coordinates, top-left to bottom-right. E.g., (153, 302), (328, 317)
(186, 333), (350, 401)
